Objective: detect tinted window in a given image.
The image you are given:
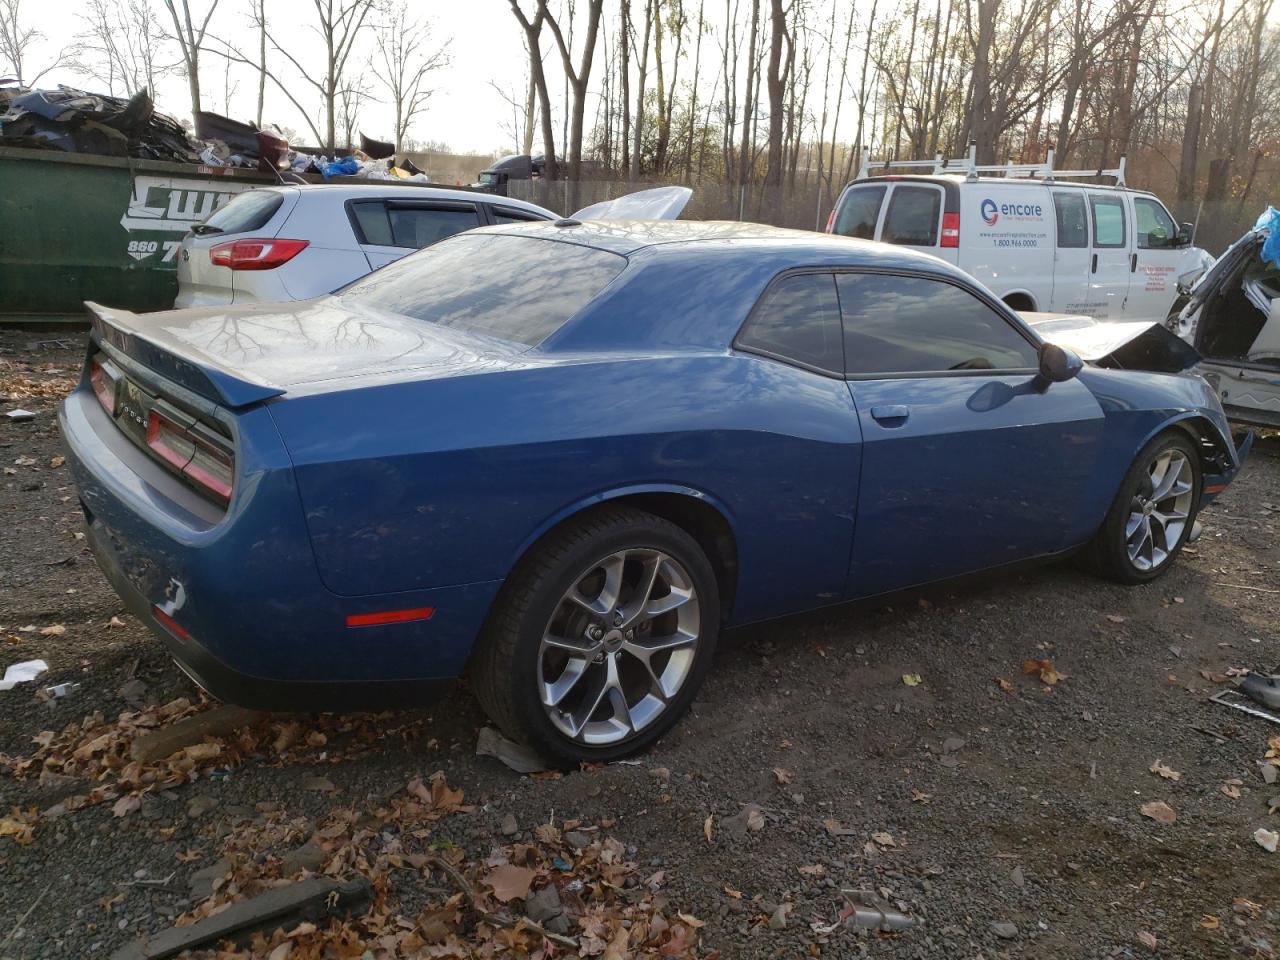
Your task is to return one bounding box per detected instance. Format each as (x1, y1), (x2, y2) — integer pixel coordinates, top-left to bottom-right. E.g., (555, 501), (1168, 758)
(1135, 198), (1176, 249)
(199, 189), (283, 234)
(837, 273), (1039, 375)
(1091, 195), (1126, 248)
(388, 205), (480, 248)
(492, 208), (545, 225)
(832, 185), (885, 240)
(339, 234), (625, 346)
(882, 186), (941, 246)
(737, 273), (843, 373)
(1053, 193), (1087, 248)
(350, 200), (393, 245)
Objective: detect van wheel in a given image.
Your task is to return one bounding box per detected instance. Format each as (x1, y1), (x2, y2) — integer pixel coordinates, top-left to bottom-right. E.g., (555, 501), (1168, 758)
(469, 507), (720, 766)
(1003, 294), (1035, 313)
(1084, 431), (1201, 584)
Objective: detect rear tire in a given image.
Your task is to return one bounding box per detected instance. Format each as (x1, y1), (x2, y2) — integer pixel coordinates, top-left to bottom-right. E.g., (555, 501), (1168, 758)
(1084, 431), (1201, 584)
(469, 507), (720, 766)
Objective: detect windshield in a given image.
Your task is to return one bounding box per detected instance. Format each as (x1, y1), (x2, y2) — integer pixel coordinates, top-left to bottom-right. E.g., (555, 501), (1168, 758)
(339, 233), (626, 347)
(478, 172), (498, 185)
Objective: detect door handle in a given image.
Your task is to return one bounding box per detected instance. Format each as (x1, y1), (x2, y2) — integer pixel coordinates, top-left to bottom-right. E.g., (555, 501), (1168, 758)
(1130, 252), (1138, 273)
(1091, 253), (1098, 274)
(870, 404), (910, 425)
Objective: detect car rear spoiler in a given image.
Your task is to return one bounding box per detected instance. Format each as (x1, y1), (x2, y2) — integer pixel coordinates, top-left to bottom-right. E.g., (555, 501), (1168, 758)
(85, 301), (286, 408)
(1023, 314), (1202, 373)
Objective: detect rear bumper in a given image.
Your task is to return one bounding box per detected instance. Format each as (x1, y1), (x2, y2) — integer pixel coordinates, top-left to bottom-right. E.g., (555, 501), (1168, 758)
(60, 383), (501, 711)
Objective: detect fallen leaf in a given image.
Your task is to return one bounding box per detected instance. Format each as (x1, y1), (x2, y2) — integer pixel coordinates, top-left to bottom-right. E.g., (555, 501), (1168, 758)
(703, 814), (713, 843)
(1200, 915), (1220, 930)
(601, 925), (630, 960)
(772, 767), (793, 785)
(910, 788), (930, 803)
(483, 864), (537, 903)
(723, 885), (743, 899)
(106, 616), (126, 629)
(870, 831), (896, 847)
(184, 742), (222, 762)
(1221, 782), (1241, 800)
(1022, 659), (1067, 685)
(1200, 669), (1229, 683)
(49, 455), (65, 468)
(823, 818), (855, 837)
(1106, 614), (1127, 623)
(1140, 800), (1176, 824)
(902, 673), (923, 687)
(676, 912), (706, 928)
(744, 805), (765, 831)
(798, 863), (826, 876)
(39, 624), (65, 637)
(1173, 596), (1185, 604)
(1138, 930), (1158, 950)
(1149, 760), (1182, 781)
(111, 794), (141, 818)
(994, 676), (1013, 693)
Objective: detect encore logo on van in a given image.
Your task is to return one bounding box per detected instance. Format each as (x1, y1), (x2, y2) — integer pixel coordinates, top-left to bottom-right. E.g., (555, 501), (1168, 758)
(981, 199), (1000, 226)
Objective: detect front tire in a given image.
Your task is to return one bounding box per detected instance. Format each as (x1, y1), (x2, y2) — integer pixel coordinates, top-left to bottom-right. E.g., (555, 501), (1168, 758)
(1085, 431), (1201, 584)
(470, 507), (720, 766)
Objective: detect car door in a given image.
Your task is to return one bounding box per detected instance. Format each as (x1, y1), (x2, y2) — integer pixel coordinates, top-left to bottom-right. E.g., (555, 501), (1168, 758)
(1127, 195), (1183, 321)
(348, 199), (482, 269)
(1087, 192), (1131, 319)
(838, 270), (1105, 599)
(1049, 188), (1094, 314)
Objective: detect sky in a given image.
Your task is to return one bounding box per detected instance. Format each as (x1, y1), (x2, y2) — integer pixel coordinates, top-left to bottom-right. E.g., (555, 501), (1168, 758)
(15, 0), (539, 155)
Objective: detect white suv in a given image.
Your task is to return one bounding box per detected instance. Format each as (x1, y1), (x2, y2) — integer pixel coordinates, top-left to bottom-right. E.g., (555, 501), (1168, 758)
(175, 184), (558, 307)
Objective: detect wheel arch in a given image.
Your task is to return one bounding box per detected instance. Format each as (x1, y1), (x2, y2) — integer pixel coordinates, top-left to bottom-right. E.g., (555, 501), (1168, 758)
(1134, 413), (1234, 491)
(507, 485), (739, 621)
(1001, 290), (1037, 312)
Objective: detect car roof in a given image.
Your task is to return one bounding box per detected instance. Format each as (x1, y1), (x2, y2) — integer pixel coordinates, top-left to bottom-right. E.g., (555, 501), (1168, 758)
(478, 218), (963, 272)
(275, 182), (554, 215)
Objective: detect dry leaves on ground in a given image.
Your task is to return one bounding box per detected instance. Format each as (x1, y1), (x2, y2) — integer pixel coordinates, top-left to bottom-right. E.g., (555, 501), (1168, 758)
(1149, 760), (1182, 781)
(1140, 800), (1177, 824)
(1022, 659), (1068, 685)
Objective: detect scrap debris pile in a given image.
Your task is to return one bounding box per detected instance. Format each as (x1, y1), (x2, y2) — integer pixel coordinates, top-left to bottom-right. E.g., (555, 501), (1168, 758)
(0, 700), (709, 958)
(0, 80), (431, 181)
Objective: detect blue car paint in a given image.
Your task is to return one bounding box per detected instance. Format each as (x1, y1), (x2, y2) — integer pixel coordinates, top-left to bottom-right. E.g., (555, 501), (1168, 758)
(60, 221), (1249, 707)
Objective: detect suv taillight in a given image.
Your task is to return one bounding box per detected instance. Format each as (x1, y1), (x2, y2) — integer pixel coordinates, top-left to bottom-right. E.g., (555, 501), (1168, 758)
(941, 212), (960, 247)
(146, 410), (235, 503)
(209, 238), (309, 270)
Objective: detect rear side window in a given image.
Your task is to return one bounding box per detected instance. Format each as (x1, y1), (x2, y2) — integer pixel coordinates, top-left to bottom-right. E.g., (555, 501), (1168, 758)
(339, 234), (625, 346)
(737, 273), (843, 374)
(198, 189), (283, 234)
(1134, 198), (1176, 249)
(837, 272), (1038, 375)
(882, 186), (941, 246)
(492, 208), (545, 225)
(1090, 195), (1126, 248)
(350, 202), (480, 249)
(350, 200), (393, 244)
(832, 185), (885, 240)
(1053, 193), (1088, 248)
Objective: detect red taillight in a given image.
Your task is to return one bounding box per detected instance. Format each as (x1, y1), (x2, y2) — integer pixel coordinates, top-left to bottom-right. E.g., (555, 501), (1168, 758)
(146, 409), (234, 503)
(346, 607), (435, 628)
(824, 208), (837, 233)
(209, 238), (309, 270)
(89, 359), (114, 414)
(941, 212), (960, 247)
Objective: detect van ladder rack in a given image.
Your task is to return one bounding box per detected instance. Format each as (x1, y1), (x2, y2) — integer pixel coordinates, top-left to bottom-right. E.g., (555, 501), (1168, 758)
(855, 142), (1126, 186)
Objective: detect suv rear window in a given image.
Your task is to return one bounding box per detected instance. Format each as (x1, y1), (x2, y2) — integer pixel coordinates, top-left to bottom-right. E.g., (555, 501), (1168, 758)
(198, 189), (284, 234)
(339, 234), (625, 346)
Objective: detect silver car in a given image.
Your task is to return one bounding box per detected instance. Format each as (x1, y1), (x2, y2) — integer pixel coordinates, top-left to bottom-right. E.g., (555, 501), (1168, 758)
(1169, 227), (1280, 429)
(175, 184), (558, 307)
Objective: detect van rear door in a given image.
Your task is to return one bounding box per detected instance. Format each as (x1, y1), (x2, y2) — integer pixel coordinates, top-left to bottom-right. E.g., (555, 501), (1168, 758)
(1087, 191), (1131, 319)
(879, 182), (955, 263)
(829, 183), (888, 240)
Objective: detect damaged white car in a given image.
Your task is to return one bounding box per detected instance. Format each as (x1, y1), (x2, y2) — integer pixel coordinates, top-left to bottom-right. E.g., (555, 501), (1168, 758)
(1167, 209), (1280, 429)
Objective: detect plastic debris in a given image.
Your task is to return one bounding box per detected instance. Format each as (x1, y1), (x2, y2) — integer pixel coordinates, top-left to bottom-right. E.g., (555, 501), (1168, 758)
(1254, 828), (1278, 853)
(1255, 206), (1280, 267)
(42, 682), (79, 699)
(0, 659), (49, 691)
(6, 408), (35, 421)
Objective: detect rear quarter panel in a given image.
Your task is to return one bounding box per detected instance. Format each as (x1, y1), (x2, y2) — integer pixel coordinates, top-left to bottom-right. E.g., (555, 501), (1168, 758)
(268, 353), (863, 623)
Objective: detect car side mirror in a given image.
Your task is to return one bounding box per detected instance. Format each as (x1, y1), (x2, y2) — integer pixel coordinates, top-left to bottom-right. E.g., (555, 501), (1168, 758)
(1177, 222), (1194, 247)
(1036, 342), (1083, 388)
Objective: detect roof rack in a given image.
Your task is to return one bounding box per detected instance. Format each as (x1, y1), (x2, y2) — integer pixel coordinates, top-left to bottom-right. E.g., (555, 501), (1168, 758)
(855, 142), (1126, 186)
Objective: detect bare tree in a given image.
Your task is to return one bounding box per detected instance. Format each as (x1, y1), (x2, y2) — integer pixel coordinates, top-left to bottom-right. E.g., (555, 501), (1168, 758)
(337, 76), (374, 151)
(76, 0), (169, 97)
(509, 0), (558, 178)
(540, 0), (605, 183)
(251, 0), (266, 126)
(370, 1), (448, 152)
(1, 0), (74, 84)
(160, 0), (221, 118)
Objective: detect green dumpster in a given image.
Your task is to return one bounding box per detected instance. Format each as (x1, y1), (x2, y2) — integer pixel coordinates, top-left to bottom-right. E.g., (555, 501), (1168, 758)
(0, 146), (283, 323)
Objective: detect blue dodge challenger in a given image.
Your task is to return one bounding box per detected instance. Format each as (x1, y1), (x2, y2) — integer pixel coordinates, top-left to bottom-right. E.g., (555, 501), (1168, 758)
(61, 220), (1250, 763)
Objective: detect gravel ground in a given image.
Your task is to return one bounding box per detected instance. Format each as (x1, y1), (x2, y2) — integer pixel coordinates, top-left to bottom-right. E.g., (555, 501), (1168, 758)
(1, 329), (1278, 959)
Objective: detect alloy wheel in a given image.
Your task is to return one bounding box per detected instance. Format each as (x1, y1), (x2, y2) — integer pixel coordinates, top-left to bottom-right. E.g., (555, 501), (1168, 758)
(537, 548), (701, 746)
(1125, 449), (1194, 572)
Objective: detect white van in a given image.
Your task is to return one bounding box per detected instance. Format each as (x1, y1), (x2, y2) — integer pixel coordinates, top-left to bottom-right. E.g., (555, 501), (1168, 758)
(825, 149), (1211, 322)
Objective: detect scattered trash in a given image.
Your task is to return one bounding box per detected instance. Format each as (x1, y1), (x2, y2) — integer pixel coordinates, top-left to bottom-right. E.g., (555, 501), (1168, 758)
(1, 87), (197, 162)
(5, 408), (35, 421)
(1240, 673), (1280, 710)
(1140, 800), (1177, 824)
(475, 726), (551, 774)
(0, 658), (48, 691)
(108, 876), (372, 960)
(902, 673), (923, 687)
(1210, 689), (1280, 726)
(1253, 828), (1278, 853)
(41, 682), (78, 699)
